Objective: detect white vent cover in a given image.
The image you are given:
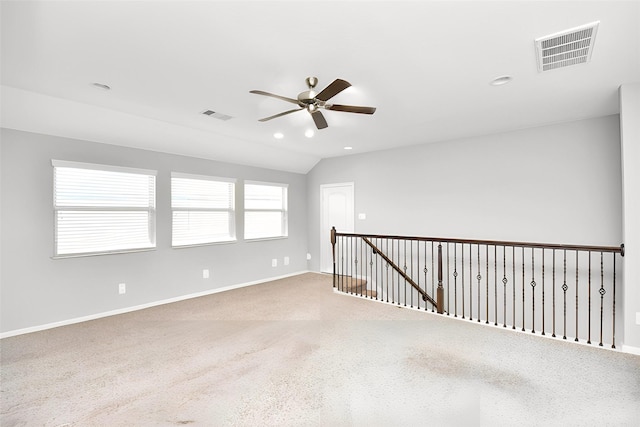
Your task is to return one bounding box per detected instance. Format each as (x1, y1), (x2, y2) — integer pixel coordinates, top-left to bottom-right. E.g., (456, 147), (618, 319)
(201, 110), (233, 121)
(535, 21), (599, 72)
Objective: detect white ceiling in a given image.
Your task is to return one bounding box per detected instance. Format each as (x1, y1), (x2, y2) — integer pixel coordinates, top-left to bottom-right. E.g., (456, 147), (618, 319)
(2, 1), (639, 174)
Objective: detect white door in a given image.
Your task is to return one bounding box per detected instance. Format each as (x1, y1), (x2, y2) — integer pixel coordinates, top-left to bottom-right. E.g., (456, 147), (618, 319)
(320, 183), (354, 273)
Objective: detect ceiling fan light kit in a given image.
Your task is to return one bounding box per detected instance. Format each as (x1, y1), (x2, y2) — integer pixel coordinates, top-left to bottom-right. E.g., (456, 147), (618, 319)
(250, 77), (376, 130)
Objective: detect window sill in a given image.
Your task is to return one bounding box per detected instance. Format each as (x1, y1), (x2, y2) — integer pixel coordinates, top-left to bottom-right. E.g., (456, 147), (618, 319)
(52, 247), (156, 259)
(172, 239), (237, 249)
(244, 236), (288, 243)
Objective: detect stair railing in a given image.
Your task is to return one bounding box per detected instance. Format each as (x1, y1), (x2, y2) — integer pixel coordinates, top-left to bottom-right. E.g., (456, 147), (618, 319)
(331, 227), (624, 348)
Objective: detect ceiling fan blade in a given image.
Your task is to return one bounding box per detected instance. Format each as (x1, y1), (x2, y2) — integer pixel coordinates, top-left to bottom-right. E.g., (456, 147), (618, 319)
(250, 90), (299, 105)
(315, 79), (351, 102)
(311, 110), (328, 129)
(258, 108), (303, 122)
(326, 104), (376, 114)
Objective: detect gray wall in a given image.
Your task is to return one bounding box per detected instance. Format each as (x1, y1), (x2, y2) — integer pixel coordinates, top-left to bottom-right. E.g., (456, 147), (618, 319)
(307, 115), (622, 270)
(0, 129), (308, 334)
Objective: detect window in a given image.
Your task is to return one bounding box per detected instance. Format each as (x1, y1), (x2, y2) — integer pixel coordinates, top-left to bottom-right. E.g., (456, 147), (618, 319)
(52, 160), (156, 257)
(244, 181), (288, 240)
(171, 173), (236, 246)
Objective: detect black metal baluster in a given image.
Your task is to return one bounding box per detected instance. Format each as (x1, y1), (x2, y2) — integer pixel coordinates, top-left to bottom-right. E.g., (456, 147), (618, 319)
(346, 236), (349, 293)
(447, 243), (450, 316)
(431, 242), (435, 312)
(424, 241), (428, 311)
(541, 249), (546, 336)
(374, 238), (378, 301)
(415, 241), (419, 309)
(552, 249), (556, 338)
(362, 238), (366, 296)
(531, 248), (536, 334)
(357, 237), (362, 295)
(512, 246), (516, 330)
(522, 247), (525, 332)
(337, 236), (342, 291)
(376, 238), (380, 299)
(494, 245), (497, 326)
(398, 239), (402, 306)
(454, 244), (458, 317)
(411, 241), (420, 308)
(385, 239), (390, 303)
(599, 252), (604, 346)
(396, 239), (400, 305)
(353, 239), (359, 295)
(469, 244), (473, 321)
(503, 246), (507, 328)
(477, 244), (481, 323)
(345, 236), (349, 292)
(341, 236), (345, 292)
(588, 251), (592, 344)
(391, 239), (395, 304)
(563, 249), (568, 340)
(612, 254), (616, 349)
(417, 241), (422, 308)
(575, 251), (579, 342)
(403, 240), (407, 307)
(486, 245), (490, 325)
(342, 236), (346, 292)
(362, 237), (366, 297)
(462, 244), (465, 319)
(368, 239), (374, 299)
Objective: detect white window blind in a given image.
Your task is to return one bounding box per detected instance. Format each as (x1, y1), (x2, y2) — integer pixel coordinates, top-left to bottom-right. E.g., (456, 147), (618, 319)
(52, 160), (156, 257)
(171, 173), (236, 246)
(244, 181), (288, 240)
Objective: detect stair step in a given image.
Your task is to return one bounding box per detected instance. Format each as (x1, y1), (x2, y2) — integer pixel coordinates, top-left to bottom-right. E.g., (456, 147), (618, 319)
(340, 278), (377, 298)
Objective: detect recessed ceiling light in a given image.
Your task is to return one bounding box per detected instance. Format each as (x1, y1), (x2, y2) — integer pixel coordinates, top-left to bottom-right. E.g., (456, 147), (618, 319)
(490, 76), (513, 86)
(305, 129), (314, 138)
(91, 82), (111, 90)
(273, 132), (284, 139)
(344, 146), (353, 150)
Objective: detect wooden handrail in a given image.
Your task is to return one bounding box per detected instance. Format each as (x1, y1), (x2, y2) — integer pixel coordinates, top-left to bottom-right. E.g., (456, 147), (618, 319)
(334, 231), (624, 255)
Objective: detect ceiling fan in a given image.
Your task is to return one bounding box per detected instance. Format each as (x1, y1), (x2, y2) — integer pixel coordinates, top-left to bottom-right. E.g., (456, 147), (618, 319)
(250, 77), (376, 130)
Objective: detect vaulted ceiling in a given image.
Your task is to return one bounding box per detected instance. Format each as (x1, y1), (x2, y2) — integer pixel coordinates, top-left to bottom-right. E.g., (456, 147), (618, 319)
(2, 1), (639, 173)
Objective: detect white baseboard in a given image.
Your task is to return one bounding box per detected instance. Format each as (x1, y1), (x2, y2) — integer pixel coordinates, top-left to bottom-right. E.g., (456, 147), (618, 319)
(0, 271), (310, 339)
(620, 344), (640, 356)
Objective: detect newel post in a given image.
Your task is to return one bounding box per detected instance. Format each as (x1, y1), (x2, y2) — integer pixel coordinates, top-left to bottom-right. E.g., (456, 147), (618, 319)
(331, 226), (337, 288)
(437, 243), (444, 314)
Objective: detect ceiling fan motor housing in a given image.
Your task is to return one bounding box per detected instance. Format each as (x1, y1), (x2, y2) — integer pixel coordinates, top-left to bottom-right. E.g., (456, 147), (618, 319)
(297, 90), (318, 106)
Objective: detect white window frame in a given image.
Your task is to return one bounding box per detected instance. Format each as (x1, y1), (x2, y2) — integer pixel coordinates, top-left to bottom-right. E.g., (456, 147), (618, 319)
(244, 180), (288, 241)
(52, 160), (157, 258)
(171, 172), (236, 247)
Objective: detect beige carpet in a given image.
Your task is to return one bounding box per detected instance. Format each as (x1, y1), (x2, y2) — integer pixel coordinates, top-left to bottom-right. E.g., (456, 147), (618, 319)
(1, 272), (639, 426)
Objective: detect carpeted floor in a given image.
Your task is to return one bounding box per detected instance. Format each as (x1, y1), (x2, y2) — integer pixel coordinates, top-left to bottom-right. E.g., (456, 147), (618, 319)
(1, 272), (639, 426)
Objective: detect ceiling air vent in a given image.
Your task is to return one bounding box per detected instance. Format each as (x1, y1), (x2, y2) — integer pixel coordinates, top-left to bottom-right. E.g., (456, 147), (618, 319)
(201, 110), (233, 121)
(535, 21), (599, 72)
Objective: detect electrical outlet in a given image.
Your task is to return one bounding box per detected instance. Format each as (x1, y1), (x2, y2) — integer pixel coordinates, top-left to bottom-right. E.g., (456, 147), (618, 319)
(118, 283), (126, 294)
(284, 256), (290, 266)
(203, 269), (210, 279)
(272, 258), (278, 267)
(307, 253), (312, 260)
